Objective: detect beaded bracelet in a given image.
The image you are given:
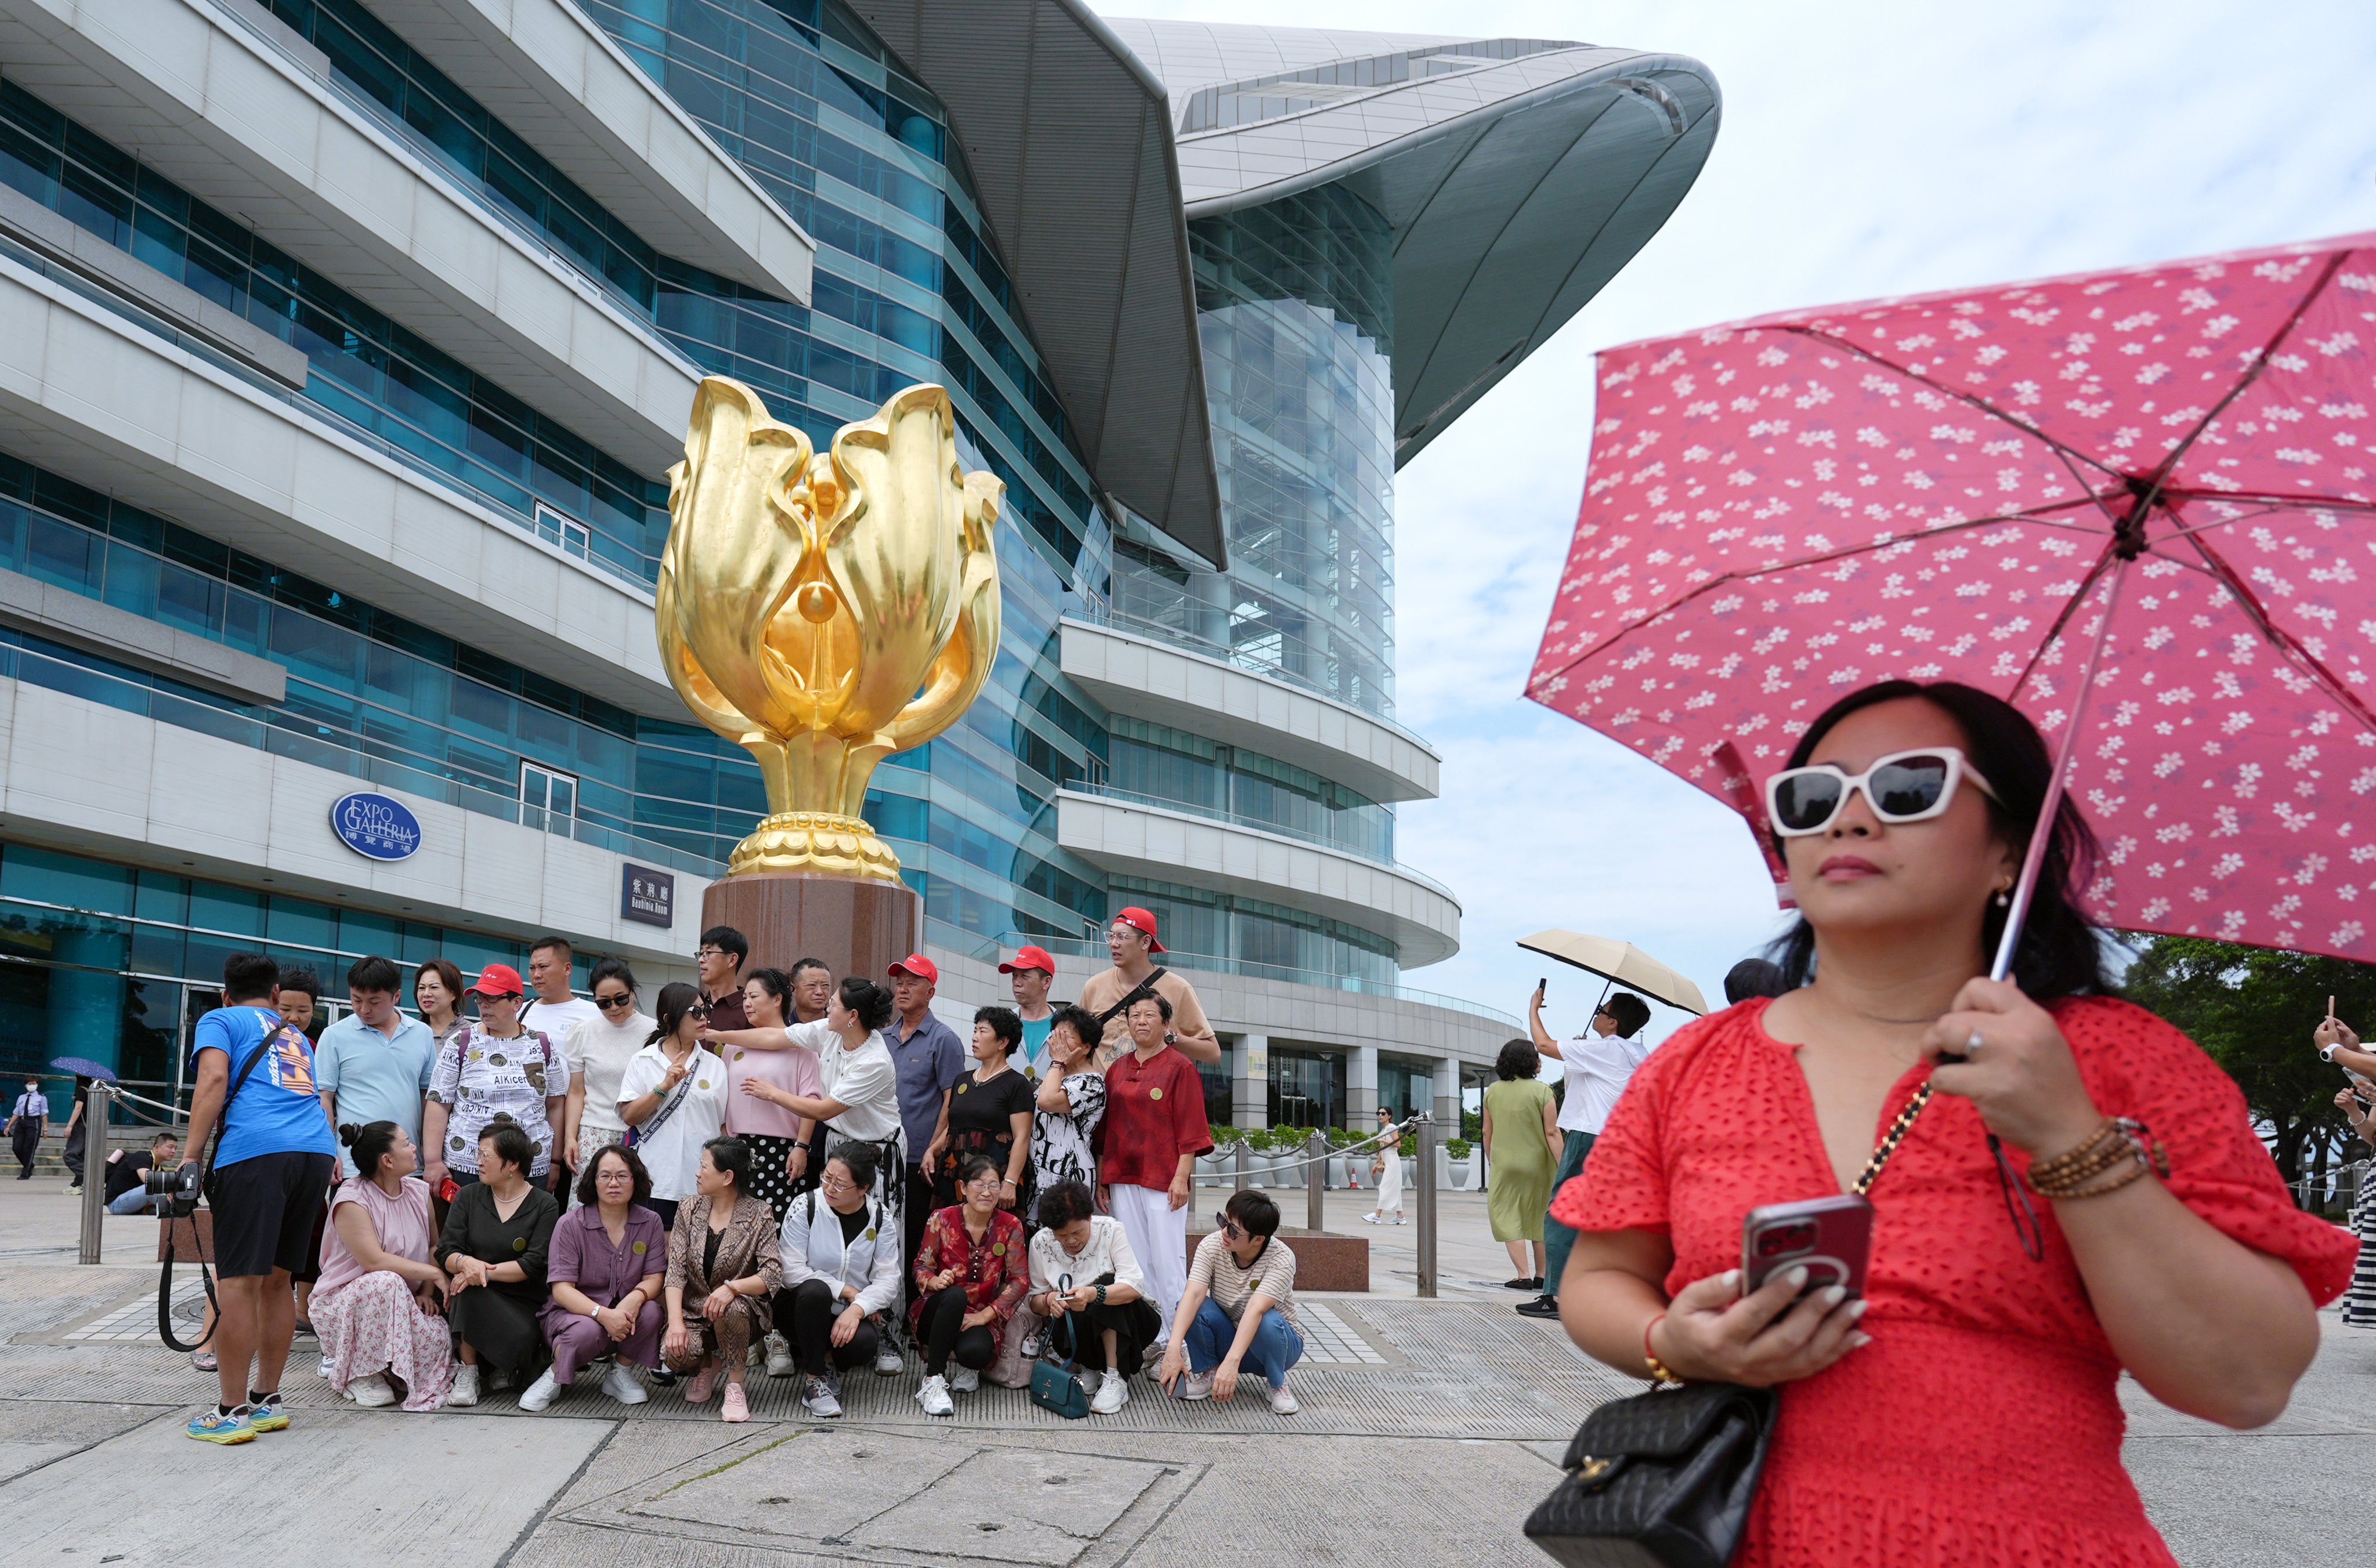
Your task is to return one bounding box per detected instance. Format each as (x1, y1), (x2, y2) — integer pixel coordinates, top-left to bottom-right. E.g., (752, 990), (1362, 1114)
(1643, 1313), (1681, 1385)
(2027, 1117), (2167, 1200)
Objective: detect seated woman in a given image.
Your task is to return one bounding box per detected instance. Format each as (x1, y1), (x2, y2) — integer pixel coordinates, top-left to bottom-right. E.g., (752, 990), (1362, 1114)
(437, 1122), (560, 1407)
(521, 1143), (667, 1413)
(773, 1142), (901, 1419)
(663, 1136), (782, 1423)
(1026, 1178), (1161, 1415)
(311, 1120), (453, 1411)
(910, 1153), (1028, 1417)
(1159, 1189), (1303, 1415)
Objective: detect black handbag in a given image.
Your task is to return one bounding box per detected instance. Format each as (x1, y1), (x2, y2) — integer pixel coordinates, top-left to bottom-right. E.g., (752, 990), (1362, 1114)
(1525, 1081), (1937, 1567)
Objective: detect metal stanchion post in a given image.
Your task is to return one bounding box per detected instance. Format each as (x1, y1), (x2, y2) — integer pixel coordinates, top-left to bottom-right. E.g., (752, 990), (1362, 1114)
(1307, 1129), (1326, 1233)
(1416, 1111), (1438, 1298)
(78, 1083), (110, 1265)
(1234, 1138), (1249, 1193)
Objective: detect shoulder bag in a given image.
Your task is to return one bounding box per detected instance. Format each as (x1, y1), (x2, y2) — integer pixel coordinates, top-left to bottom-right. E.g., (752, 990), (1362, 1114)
(625, 1055), (697, 1150)
(1092, 966), (1170, 1030)
(1522, 1082), (1935, 1567)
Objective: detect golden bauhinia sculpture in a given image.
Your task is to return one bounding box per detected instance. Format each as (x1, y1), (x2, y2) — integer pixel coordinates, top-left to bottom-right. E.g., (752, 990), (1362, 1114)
(656, 376), (1002, 881)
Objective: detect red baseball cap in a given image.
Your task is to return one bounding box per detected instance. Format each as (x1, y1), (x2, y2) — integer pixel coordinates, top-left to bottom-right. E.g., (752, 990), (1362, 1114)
(1111, 907), (1165, 954)
(888, 953), (939, 984)
(469, 962), (525, 997)
(998, 944), (1057, 976)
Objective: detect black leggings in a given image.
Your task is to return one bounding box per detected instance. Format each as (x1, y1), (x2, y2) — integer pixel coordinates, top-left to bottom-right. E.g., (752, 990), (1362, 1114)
(776, 1279), (881, 1375)
(916, 1284), (996, 1377)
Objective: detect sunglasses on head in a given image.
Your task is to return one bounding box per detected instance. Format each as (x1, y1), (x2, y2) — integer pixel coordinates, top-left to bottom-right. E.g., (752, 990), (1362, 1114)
(1765, 747), (1999, 838)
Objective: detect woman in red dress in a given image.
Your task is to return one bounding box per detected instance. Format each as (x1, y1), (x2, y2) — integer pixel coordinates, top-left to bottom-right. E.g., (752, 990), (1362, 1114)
(1556, 680), (2353, 1567)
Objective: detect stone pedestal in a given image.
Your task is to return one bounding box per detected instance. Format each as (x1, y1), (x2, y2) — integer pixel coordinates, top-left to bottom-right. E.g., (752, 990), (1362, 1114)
(700, 872), (920, 987)
(1189, 1227), (1368, 1291)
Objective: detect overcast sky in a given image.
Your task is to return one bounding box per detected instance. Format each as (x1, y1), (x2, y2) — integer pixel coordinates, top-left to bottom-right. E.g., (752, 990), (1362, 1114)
(1108, 0), (2376, 1054)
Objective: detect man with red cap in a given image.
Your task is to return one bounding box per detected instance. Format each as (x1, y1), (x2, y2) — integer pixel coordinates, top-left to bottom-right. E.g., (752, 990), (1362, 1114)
(887, 953), (964, 1311)
(997, 944), (1059, 1080)
(1076, 910), (1219, 1067)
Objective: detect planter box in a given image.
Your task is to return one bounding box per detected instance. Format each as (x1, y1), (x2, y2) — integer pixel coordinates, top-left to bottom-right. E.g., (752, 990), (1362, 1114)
(1189, 1226), (1366, 1291)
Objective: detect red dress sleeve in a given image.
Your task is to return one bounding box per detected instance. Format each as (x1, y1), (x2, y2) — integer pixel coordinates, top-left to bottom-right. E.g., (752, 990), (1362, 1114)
(1169, 1055), (1214, 1160)
(2060, 997), (2358, 1305)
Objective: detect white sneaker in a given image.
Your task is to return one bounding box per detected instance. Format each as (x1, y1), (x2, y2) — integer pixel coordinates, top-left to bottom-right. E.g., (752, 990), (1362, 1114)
(348, 1371), (396, 1408)
(916, 1374), (953, 1416)
(1361, 1213), (1379, 1225)
(873, 1343), (903, 1376)
(948, 1364), (979, 1393)
(746, 1341), (765, 1368)
(1173, 1370), (1214, 1402)
(1090, 1369), (1127, 1414)
(1269, 1382), (1299, 1415)
(802, 1375), (842, 1418)
(317, 1354), (337, 1380)
(487, 1367), (513, 1394)
(764, 1334), (797, 1378)
(601, 1361), (649, 1405)
(517, 1370), (563, 1413)
(446, 1363), (480, 1408)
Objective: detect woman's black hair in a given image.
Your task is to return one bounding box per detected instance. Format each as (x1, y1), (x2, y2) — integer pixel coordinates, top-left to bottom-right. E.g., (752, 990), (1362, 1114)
(1601, 993), (1653, 1038)
(1048, 1005), (1103, 1057)
(838, 977), (895, 1033)
(1038, 1179), (1095, 1229)
(479, 1121), (536, 1174)
(1765, 679), (2111, 1001)
(743, 966), (791, 1020)
(954, 1151), (1001, 1189)
(338, 1120), (403, 1180)
(827, 1140), (878, 1193)
(1125, 990), (1174, 1023)
(577, 1142), (652, 1207)
(974, 1005), (1021, 1051)
(589, 955), (638, 995)
(702, 1135), (751, 1192)
(649, 982), (704, 1045)
(1723, 958), (1789, 1005)
(1495, 1038), (1540, 1081)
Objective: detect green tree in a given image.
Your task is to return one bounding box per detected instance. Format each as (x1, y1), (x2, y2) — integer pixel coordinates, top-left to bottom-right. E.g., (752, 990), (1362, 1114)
(2120, 935), (2376, 1197)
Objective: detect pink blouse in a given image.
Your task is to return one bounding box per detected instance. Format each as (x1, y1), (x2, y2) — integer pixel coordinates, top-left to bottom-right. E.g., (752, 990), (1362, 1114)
(314, 1175), (436, 1295)
(721, 1038), (823, 1139)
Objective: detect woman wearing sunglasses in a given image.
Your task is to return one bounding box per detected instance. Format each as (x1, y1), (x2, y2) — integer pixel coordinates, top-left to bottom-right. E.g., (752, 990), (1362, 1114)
(565, 959), (655, 1178)
(1554, 679), (2350, 1568)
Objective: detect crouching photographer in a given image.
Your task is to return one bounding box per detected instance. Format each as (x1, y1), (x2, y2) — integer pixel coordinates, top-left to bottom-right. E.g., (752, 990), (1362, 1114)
(175, 952), (340, 1445)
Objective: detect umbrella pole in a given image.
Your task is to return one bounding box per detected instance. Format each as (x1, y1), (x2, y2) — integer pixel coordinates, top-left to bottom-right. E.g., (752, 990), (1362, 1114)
(1990, 560), (2131, 984)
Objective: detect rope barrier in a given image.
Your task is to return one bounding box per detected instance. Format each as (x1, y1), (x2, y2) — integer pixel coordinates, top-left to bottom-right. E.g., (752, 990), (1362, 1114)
(109, 1087), (190, 1122)
(1212, 1114), (1424, 1175)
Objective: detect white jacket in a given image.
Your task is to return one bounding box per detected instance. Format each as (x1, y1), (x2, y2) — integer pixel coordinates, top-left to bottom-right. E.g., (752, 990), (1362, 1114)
(1028, 1214), (1145, 1296)
(779, 1188), (901, 1316)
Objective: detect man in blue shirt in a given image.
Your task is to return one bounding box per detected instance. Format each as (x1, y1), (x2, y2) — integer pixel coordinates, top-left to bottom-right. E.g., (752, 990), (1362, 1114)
(887, 954), (963, 1315)
(178, 951), (338, 1445)
(313, 954), (435, 1175)
(5, 1077), (46, 1179)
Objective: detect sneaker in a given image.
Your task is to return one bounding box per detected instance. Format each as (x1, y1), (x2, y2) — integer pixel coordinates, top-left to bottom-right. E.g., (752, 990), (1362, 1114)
(292, 1319), (316, 1339)
(1515, 1295), (1561, 1319)
(948, 1364), (979, 1394)
(684, 1363), (719, 1404)
(317, 1355), (337, 1381)
(601, 1362), (649, 1406)
(186, 1406), (253, 1444)
(487, 1367), (514, 1394)
(1269, 1383), (1299, 1415)
(722, 1382), (749, 1423)
(446, 1364), (480, 1408)
(247, 1393), (288, 1432)
(802, 1375), (842, 1418)
(1173, 1370), (1214, 1402)
(1091, 1369), (1127, 1415)
(518, 1369), (563, 1413)
(821, 1370), (842, 1400)
(348, 1372), (397, 1408)
(64, 1185), (81, 1196)
(1360, 1213), (1379, 1225)
(916, 1373), (953, 1417)
(764, 1334), (797, 1378)
(873, 1343), (903, 1377)
(651, 1366), (677, 1388)
(746, 1341), (764, 1368)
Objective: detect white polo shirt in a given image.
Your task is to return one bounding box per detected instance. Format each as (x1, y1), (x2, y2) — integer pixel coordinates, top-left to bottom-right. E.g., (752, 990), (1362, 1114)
(1558, 1029), (1652, 1135)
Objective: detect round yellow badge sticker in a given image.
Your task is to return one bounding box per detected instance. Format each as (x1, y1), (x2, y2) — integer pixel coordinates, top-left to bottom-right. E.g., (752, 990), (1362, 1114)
(992, 1241), (1006, 1256)
(1148, 1086), (1163, 1101)
(698, 1079), (711, 1091)
(632, 1240), (647, 1254)
(512, 1237), (527, 1252)
(957, 1082), (970, 1094)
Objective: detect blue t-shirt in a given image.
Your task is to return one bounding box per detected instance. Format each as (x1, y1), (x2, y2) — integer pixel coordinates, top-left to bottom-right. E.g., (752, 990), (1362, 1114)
(1018, 1015), (1053, 1080)
(193, 1006), (338, 1168)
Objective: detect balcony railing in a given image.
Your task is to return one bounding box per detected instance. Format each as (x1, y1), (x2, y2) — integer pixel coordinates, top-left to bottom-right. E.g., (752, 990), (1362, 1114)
(1055, 786), (1458, 906)
(1068, 600), (1397, 723)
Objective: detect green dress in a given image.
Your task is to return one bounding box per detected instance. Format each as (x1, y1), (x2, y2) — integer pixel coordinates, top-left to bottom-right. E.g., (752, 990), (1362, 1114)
(1484, 1078), (1557, 1243)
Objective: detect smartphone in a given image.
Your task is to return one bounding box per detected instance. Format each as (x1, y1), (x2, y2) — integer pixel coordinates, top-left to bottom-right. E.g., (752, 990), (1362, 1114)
(437, 1176), (461, 1204)
(1538, 977), (1547, 995)
(1742, 1194), (1873, 1299)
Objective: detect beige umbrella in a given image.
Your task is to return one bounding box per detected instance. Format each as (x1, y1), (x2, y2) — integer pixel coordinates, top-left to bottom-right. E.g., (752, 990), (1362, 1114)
(1518, 930), (1709, 1016)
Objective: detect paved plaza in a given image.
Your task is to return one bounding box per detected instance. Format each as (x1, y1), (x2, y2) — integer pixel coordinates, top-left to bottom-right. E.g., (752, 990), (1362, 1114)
(0, 1182), (2356, 1567)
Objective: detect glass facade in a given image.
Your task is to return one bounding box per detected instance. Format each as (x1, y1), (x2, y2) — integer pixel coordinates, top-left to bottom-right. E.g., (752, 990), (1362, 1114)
(1269, 1046), (1347, 1130)
(1109, 876), (1396, 988)
(1102, 715), (1393, 863)
(1377, 1058), (1434, 1124)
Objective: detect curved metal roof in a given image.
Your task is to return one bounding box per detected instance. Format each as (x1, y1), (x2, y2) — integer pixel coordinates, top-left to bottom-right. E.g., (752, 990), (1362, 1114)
(1104, 21), (1722, 465)
(840, 1), (1225, 566)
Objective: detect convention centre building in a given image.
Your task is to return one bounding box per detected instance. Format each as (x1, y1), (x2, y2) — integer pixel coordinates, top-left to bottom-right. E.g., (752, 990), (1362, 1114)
(0, 0), (1714, 1130)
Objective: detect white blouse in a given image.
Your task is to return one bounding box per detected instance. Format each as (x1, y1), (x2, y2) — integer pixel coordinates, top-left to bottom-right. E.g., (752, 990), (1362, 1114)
(1028, 1214), (1146, 1296)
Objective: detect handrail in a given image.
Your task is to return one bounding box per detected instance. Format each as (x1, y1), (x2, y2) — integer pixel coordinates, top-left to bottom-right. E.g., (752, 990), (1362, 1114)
(1055, 787), (1460, 906)
(1066, 601), (1398, 725)
(1064, 779), (1395, 866)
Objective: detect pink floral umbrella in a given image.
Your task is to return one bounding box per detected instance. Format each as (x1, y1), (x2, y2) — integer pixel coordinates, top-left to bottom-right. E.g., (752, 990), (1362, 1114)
(1527, 231), (2376, 966)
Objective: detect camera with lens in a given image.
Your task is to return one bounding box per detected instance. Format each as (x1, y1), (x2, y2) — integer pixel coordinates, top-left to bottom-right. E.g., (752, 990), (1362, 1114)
(143, 1163), (201, 1219)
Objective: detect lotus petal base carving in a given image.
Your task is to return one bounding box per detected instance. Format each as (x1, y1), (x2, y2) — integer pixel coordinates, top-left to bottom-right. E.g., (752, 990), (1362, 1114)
(726, 813), (902, 882)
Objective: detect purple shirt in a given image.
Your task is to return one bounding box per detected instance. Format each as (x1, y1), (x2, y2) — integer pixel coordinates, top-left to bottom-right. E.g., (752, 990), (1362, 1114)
(538, 1202), (667, 1332)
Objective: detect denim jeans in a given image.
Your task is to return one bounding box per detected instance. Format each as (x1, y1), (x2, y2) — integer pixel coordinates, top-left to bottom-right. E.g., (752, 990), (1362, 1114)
(107, 1186), (161, 1215)
(1184, 1297), (1303, 1388)
(1541, 1129), (1595, 1299)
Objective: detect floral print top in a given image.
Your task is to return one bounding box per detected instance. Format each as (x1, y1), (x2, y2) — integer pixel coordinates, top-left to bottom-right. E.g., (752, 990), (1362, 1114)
(428, 1024), (563, 1175)
(906, 1204), (1029, 1335)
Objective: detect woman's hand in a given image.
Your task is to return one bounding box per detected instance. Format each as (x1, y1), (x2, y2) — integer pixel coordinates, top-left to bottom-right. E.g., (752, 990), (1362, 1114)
(831, 1302), (863, 1348)
(1921, 976), (2102, 1158)
(1156, 1340), (1187, 1393)
(661, 1060), (692, 1092)
(926, 1266), (959, 1292)
(961, 1305), (996, 1331)
(449, 1255), (490, 1291)
(2338, 1087), (2363, 1115)
(663, 1320), (692, 1361)
(740, 1079), (784, 1107)
(1167, 1171), (1191, 1211)
(2316, 1016), (2361, 1053)
(703, 1284), (738, 1321)
(787, 1145), (808, 1181)
(1210, 1355), (1241, 1403)
(1651, 1267), (1869, 1388)
(595, 1304), (631, 1341)
(425, 1157), (449, 1192)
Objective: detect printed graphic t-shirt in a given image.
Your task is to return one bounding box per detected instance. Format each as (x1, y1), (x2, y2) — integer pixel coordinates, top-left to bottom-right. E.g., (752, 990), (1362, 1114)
(193, 1005), (338, 1168)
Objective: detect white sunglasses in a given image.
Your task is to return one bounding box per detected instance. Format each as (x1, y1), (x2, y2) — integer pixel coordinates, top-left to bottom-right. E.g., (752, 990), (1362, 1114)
(1766, 747), (2000, 837)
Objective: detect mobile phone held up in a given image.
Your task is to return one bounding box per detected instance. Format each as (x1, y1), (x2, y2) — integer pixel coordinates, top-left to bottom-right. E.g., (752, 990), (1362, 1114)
(1742, 1194), (1874, 1300)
